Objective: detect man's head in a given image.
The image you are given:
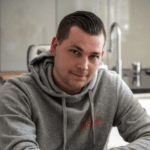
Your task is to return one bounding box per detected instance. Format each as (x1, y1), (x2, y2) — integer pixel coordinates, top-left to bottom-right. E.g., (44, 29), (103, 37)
(56, 11), (106, 46)
(51, 11), (106, 95)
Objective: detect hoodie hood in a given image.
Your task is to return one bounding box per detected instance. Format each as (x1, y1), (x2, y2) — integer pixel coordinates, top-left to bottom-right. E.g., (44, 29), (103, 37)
(29, 50), (98, 149)
(29, 50), (98, 101)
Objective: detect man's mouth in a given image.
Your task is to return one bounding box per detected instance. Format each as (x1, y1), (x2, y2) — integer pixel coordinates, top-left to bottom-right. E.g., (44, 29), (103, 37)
(71, 72), (87, 78)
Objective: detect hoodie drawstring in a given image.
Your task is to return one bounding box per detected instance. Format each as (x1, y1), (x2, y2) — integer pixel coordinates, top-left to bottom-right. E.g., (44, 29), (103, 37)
(62, 98), (67, 150)
(62, 91), (95, 150)
(89, 90), (95, 148)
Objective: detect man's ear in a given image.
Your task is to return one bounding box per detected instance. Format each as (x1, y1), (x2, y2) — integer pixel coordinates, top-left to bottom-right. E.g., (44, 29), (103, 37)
(101, 50), (105, 57)
(50, 36), (59, 56)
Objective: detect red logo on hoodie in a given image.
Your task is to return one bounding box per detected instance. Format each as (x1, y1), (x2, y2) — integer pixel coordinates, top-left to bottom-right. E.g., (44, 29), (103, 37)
(80, 112), (102, 131)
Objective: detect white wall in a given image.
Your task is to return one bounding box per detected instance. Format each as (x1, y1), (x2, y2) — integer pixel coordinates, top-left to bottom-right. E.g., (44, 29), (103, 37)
(1, 0), (150, 71)
(0, 0), (56, 71)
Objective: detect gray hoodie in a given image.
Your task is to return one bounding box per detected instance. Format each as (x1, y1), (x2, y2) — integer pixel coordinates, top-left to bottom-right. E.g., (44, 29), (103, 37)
(0, 50), (150, 150)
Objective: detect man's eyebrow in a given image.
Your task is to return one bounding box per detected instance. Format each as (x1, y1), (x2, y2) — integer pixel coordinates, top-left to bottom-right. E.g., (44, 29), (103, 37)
(91, 52), (101, 55)
(71, 45), (83, 52)
(70, 45), (101, 55)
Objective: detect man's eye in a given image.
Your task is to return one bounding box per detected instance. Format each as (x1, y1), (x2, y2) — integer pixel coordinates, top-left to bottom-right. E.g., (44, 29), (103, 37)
(91, 55), (99, 59)
(71, 50), (79, 55)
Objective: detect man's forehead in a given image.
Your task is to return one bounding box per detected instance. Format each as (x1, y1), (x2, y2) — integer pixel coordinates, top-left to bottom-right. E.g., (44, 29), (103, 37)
(69, 35), (104, 48)
(69, 26), (104, 42)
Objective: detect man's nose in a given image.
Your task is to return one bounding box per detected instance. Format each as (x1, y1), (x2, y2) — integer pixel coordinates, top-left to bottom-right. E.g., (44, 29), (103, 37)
(77, 57), (89, 70)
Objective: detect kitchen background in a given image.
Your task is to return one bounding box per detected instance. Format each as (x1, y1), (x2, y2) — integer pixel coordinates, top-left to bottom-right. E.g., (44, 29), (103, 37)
(0, 0), (150, 148)
(0, 0), (150, 71)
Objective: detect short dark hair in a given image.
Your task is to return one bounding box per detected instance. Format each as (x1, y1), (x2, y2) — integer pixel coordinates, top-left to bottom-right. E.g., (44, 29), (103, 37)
(56, 11), (106, 46)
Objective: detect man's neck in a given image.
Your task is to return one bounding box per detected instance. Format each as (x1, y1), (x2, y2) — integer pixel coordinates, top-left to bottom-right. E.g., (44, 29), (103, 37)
(52, 70), (82, 95)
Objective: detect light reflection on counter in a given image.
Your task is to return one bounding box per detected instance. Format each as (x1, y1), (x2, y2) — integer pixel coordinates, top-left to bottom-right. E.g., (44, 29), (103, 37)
(122, 69), (150, 93)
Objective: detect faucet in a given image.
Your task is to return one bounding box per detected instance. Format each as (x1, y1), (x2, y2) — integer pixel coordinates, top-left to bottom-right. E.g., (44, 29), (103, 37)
(109, 22), (122, 78)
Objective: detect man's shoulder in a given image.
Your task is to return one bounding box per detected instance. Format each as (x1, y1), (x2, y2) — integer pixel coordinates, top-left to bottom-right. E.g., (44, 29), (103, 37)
(8, 72), (33, 83)
(94, 68), (123, 90)
(96, 68), (130, 93)
(1, 72), (35, 91)
(97, 68), (119, 80)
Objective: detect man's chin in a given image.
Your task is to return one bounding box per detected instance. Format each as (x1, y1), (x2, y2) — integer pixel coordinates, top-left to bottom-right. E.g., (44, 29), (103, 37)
(70, 80), (88, 89)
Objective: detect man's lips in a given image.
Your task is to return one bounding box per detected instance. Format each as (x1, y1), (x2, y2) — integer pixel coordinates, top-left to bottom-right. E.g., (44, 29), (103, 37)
(71, 72), (87, 77)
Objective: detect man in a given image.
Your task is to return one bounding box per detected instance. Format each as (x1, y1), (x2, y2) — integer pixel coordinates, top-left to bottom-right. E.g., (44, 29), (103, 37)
(0, 11), (150, 150)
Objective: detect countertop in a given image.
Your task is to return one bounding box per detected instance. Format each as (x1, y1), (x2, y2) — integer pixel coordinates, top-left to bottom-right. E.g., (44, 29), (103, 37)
(122, 69), (150, 94)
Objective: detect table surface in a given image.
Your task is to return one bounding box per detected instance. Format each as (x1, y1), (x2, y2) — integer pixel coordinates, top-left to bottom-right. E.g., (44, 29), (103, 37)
(0, 71), (28, 81)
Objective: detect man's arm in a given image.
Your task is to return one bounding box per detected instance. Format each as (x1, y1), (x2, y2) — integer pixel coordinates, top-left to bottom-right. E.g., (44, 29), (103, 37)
(0, 78), (40, 150)
(109, 77), (150, 150)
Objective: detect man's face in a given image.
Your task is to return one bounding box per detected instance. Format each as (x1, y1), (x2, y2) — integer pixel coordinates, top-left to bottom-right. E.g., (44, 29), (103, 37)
(51, 26), (105, 94)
